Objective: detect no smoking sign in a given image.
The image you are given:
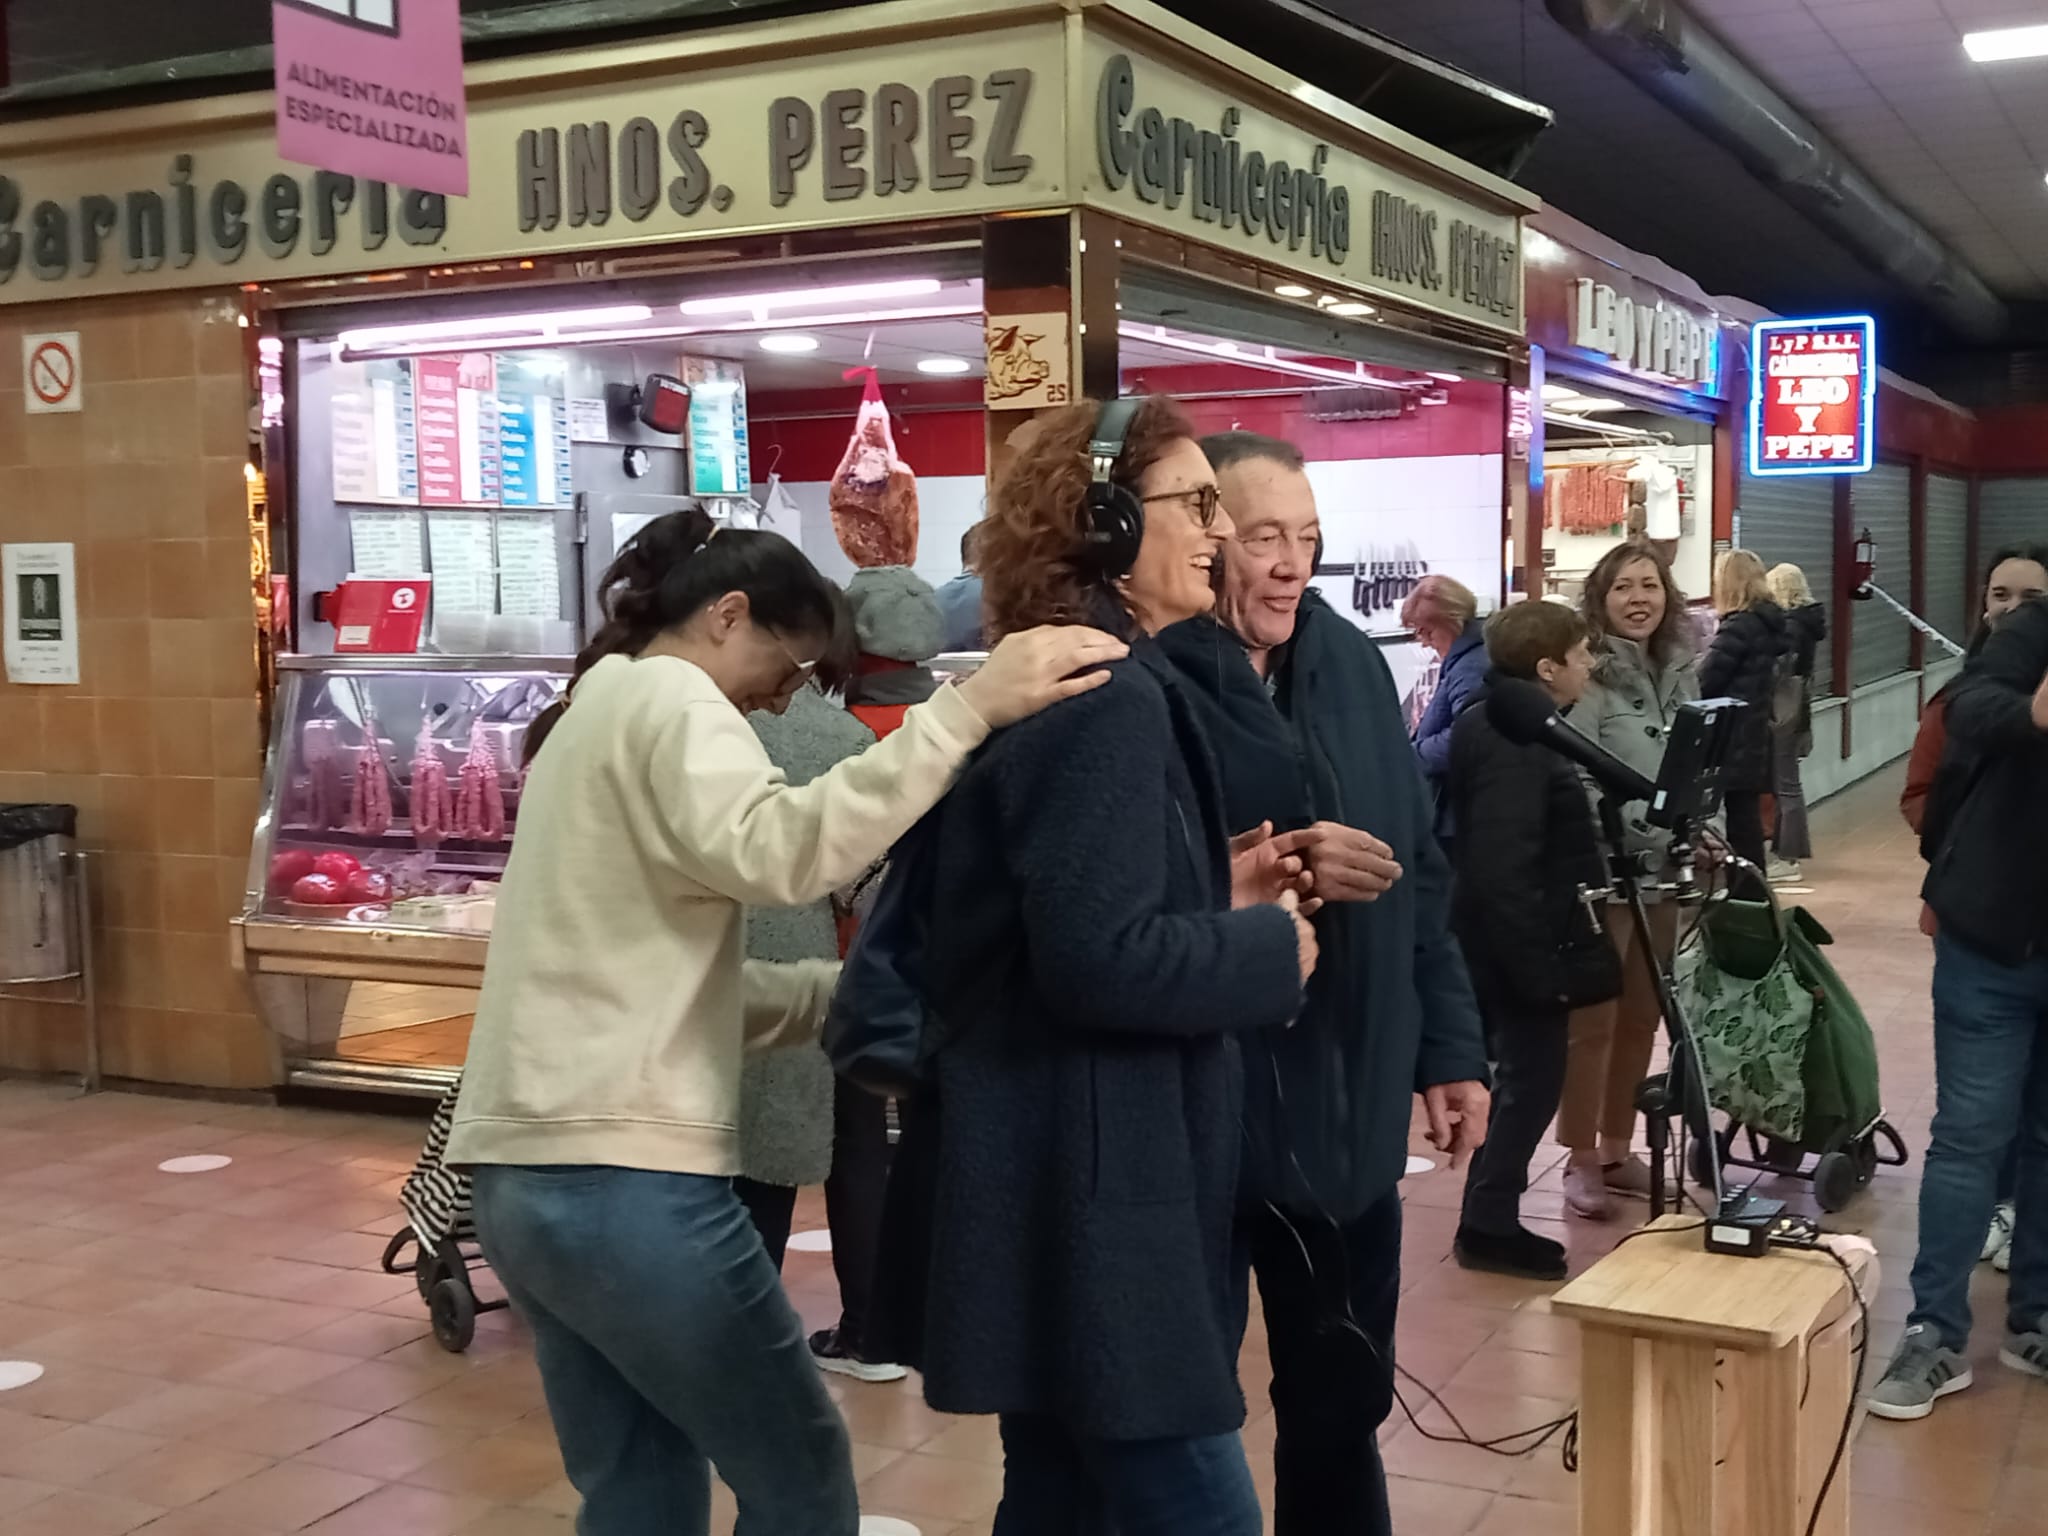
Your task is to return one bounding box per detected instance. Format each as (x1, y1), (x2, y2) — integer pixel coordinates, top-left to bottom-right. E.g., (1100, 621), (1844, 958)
(20, 333), (81, 416)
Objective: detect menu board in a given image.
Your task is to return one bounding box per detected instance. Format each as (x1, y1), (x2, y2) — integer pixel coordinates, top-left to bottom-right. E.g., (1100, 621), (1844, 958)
(426, 511), (497, 614)
(495, 513), (562, 619)
(497, 353), (574, 509)
(417, 354), (501, 506)
(331, 359), (418, 504)
(680, 355), (751, 497)
(348, 509), (426, 577)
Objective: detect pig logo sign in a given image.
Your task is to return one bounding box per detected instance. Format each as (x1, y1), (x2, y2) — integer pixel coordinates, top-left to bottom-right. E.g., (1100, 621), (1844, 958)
(1749, 315), (1876, 477)
(983, 313), (1069, 409)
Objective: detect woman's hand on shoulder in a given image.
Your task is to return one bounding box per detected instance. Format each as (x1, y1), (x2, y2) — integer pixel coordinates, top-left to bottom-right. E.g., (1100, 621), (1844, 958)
(956, 626), (1129, 729)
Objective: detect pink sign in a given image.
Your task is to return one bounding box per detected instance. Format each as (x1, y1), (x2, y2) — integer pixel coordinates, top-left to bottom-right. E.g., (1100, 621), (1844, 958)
(415, 356), (463, 505)
(273, 0), (469, 198)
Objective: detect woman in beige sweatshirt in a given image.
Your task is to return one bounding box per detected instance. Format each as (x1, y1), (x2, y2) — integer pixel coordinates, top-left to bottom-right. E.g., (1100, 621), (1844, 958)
(446, 507), (1123, 1536)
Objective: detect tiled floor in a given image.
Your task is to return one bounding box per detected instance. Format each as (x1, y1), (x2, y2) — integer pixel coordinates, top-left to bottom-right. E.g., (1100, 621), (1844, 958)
(0, 762), (2033, 1534)
(339, 1018), (472, 1069)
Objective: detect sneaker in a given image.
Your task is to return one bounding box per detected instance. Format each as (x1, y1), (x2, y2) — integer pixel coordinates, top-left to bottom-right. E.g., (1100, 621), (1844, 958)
(1767, 856), (1803, 886)
(1454, 1224), (1568, 1282)
(1867, 1325), (1973, 1421)
(1603, 1154), (1655, 1198)
(808, 1327), (908, 1384)
(1984, 1202), (2015, 1265)
(1564, 1163), (1613, 1220)
(1995, 1233), (2014, 1274)
(2000, 1330), (2048, 1379)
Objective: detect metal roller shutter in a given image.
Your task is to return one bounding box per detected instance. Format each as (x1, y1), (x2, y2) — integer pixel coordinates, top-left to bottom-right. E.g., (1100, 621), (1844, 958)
(1737, 473), (1836, 696)
(1980, 478), (2048, 572)
(1925, 474), (1969, 654)
(1849, 464), (1913, 686)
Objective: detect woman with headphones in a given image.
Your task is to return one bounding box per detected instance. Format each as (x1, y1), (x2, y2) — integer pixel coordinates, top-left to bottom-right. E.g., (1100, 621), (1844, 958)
(878, 397), (1317, 1534)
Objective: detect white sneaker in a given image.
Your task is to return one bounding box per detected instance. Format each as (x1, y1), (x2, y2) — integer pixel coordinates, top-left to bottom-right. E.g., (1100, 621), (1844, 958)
(1767, 857), (1803, 886)
(1984, 1202), (2015, 1265)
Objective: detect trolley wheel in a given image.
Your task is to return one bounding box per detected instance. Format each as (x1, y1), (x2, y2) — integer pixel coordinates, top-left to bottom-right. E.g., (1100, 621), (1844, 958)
(1689, 1135), (1721, 1192)
(413, 1248), (445, 1303)
(1814, 1151), (1858, 1213)
(379, 1229), (417, 1278)
(428, 1277), (476, 1353)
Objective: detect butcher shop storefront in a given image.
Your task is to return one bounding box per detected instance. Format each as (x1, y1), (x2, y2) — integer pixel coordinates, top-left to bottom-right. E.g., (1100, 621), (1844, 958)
(0, 0), (1530, 1097)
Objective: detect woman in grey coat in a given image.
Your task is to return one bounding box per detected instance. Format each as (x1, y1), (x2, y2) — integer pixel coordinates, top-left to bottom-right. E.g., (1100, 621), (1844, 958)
(1560, 542), (1703, 1221)
(735, 686), (877, 1268)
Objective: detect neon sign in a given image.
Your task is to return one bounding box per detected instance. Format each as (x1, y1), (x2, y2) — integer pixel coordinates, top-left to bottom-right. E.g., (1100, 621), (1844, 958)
(1749, 315), (1875, 477)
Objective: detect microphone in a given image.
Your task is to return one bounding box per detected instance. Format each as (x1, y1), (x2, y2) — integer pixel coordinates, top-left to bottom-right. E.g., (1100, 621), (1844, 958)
(1486, 677), (1658, 804)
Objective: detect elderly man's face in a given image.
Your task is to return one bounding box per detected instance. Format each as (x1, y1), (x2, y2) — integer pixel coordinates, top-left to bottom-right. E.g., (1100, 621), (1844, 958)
(1215, 457), (1320, 655)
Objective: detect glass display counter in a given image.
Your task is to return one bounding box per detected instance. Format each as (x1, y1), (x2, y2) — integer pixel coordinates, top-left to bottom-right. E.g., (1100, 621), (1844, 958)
(232, 654), (568, 1095)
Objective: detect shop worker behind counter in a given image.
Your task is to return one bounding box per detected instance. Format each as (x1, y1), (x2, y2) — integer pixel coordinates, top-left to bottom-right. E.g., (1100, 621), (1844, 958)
(442, 507), (1127, 1536)
(1157, 431), (1491, 1536)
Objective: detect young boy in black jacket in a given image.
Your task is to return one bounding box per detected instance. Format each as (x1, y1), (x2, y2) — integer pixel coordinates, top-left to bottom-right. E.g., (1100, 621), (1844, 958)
(1448, 601), (1616, 1281)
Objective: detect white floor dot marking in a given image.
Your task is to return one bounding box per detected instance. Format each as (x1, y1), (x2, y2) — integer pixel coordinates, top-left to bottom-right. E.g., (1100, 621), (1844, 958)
(786, 1230), (833, 1254)
(859, 1520), (922, 1536)
(0, 1363), (44, 1391)
(1405, 1155), (1437, 1176)
(157, 1155), (234, 1175)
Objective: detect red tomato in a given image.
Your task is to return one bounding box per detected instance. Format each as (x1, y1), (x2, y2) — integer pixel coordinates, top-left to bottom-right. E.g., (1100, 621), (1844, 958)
(269, 849), (317, 893)
(290, 873), (347, 906)
(312, 851), (363, 883)
(343, 869), (392, 904)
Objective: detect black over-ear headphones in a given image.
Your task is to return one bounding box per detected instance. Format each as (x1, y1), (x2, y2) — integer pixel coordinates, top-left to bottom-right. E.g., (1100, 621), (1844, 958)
(1077, 396), (1145, 579)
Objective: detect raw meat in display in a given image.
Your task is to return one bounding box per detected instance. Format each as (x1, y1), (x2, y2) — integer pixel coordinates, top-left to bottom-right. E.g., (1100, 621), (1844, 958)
(313, 850), (362, 884)
(269, 849), (317, 894)
(454, 723), (506, 842)
(290, 873), (346, 906)
(348, 745), (393, 838)
(410, 726), (454, 845)
(309, 756), (346, 833)
(829, 366), (920, 568)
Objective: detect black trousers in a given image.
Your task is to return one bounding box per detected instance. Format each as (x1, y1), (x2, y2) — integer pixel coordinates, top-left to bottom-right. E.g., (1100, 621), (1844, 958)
(1461, 1005), (1570, 1237)
(734, 1177), (796, 1272)
(824, 1076), (896, 1353)
(1232, 1190), (1403, 1536)
(1723, 790), (1770, 901)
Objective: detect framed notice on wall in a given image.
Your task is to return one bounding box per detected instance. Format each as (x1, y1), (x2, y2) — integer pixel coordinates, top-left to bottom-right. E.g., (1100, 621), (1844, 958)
(2, 543), (79, 685)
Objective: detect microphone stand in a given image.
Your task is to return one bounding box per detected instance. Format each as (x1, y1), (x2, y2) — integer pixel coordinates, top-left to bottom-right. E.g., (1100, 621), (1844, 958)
(1594, 797), (1731, 1227)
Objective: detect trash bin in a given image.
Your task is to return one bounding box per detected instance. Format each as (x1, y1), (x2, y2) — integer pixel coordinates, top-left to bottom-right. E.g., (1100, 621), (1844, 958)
(0, 804), (77, 984)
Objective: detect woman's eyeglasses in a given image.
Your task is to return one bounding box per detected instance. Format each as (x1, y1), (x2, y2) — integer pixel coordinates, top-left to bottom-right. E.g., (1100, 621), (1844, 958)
(1140, 484), (1223, 529)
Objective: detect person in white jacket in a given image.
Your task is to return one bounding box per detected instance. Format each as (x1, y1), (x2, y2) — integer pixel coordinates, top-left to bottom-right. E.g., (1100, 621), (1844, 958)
(447, 506), (1123, 1536)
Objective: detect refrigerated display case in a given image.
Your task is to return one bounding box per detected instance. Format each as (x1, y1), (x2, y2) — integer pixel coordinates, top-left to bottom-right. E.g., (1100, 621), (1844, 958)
(232, 654), (568, 1094)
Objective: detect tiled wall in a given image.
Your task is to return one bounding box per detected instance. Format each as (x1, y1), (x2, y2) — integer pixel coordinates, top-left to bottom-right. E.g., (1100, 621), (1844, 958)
(0, 291), (275, 1089)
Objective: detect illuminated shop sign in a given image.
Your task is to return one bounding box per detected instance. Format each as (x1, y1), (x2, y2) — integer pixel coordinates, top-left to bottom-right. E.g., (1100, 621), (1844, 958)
(1749, 315), (1875, 477)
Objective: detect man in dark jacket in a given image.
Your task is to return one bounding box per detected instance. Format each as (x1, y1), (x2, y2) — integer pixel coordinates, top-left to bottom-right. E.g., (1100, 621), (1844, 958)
(1872, 596), (2048, 1421)
(1160, 432), (1490, 1536)
(1446, 603), (1610, 1282)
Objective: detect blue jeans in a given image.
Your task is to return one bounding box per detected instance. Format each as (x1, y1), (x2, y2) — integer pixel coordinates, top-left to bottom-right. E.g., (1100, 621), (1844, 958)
(990, 1414), (1262, 1536)
(1908, 933), (2048, 1350)
(472, 1165), (858, 1536)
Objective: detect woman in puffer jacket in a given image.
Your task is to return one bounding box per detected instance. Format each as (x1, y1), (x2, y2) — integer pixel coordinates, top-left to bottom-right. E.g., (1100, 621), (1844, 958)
(1700, 549), (1792, 895)
(1560, 541), (1703, 1220)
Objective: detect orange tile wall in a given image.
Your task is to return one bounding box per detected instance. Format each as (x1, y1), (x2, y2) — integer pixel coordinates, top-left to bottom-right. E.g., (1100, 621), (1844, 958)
(0, 291), (276, 1090)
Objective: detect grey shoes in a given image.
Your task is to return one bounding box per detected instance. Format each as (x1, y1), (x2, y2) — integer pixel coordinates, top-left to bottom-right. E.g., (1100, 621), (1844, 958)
(1867, 1326), (1973, 1421)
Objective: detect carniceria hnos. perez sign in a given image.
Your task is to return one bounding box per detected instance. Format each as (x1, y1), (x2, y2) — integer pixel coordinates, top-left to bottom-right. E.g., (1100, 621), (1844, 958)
(1095, 52), (1352, 264)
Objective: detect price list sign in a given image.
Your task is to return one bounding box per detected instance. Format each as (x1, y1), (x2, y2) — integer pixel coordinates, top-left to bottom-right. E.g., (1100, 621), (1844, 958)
(1749, 316), (1875, 477)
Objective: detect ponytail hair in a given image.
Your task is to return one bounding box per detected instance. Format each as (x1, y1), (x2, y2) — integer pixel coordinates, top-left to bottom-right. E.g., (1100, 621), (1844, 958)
(522, 507), (854, 764)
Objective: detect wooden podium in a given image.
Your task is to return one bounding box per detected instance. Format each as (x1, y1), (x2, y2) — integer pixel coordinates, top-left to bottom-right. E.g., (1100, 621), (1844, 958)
(1551, 1217), (1868, 1536)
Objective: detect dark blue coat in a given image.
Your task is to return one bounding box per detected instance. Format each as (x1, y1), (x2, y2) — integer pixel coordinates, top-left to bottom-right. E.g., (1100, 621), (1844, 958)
(1159, 594), (1488, 1222)
(1411, 618), (1489, 839)
(886, 639), (1303, 1441)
